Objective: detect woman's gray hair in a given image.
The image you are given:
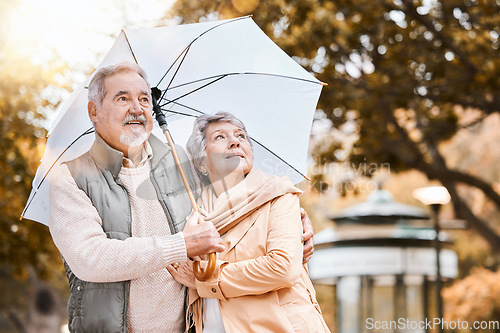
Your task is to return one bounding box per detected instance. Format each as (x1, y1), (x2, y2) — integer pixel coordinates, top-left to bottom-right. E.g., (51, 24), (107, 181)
(87, 62), (151, 107)
(186, 112), (253, 180)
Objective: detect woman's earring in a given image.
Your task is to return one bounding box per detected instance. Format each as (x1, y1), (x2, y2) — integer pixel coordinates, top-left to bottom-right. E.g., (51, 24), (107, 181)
(202, 171), (208, 176)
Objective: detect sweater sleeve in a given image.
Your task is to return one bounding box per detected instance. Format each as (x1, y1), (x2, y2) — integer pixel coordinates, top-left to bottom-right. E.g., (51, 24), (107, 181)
(195, 193), (302, 299)
(48, 163), (187, 283)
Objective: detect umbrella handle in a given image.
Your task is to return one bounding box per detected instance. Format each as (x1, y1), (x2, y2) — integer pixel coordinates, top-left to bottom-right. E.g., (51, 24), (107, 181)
(193, 252), (217, 282)
(152, 96), (218, 282)
(192, 215), (217, 282)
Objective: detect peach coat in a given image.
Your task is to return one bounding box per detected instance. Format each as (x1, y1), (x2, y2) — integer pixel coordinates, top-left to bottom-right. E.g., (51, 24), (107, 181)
(188, 169), (330, 333)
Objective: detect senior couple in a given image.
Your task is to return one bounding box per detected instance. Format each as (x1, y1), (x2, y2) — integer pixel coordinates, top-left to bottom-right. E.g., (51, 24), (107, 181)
(49, 62), (329, 332)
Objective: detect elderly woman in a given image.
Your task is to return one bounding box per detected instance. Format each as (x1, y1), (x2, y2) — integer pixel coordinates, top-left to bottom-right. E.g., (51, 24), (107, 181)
(168, 112), (330, 333)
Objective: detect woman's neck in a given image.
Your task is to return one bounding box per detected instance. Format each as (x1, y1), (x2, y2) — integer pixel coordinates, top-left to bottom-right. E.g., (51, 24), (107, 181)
(211, 172), (246, 197)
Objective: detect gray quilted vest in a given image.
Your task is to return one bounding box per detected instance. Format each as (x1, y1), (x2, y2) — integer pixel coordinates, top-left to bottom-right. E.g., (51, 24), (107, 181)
(63, 133), (196, 333)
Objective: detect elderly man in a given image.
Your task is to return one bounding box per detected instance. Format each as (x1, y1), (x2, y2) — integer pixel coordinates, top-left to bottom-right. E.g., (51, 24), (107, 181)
(49, 62), (314, 333)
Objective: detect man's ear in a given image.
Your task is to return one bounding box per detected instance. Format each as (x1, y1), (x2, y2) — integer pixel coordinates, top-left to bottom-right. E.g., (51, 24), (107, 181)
(88, 101), (97, 122)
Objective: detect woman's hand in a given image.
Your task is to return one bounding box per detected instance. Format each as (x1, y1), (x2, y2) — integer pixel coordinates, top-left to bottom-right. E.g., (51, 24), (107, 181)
(167, 261), (196, 289)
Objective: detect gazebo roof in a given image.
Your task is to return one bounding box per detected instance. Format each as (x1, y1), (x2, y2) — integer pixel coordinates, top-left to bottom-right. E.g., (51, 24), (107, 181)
(331, 189), (429, 223)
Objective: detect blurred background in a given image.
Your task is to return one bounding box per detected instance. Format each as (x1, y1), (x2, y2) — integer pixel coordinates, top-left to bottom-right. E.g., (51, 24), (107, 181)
(1, 0), (499, 332)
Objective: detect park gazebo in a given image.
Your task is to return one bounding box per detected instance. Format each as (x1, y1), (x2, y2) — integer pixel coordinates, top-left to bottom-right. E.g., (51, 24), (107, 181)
(308, 190), (458, 333)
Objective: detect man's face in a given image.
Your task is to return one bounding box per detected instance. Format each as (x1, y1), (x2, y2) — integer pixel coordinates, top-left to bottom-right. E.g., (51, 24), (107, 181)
(89, 71), (153, 155)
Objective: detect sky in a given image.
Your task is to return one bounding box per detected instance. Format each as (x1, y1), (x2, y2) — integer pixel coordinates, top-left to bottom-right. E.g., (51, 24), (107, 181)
(4, 0), (176, 76)
(2, 0), (177, 127)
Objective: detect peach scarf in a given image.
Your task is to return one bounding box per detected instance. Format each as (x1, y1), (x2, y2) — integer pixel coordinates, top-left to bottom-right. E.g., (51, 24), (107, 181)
(198, 168), (301, 234)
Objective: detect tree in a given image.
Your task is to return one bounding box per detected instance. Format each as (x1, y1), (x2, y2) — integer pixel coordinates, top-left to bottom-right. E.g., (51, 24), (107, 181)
(165, 0), (500, 254)
(0, 2), (70, 324)
(443, 267), (500, 332)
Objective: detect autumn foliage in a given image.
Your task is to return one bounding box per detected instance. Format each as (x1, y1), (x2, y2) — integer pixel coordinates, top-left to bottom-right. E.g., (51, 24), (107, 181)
(443, 267), (500, 332)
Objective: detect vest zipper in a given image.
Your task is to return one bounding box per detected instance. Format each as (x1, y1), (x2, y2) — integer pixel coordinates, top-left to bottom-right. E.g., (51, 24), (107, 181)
(115, 178), (132, 332)
(114, 178), (133, 237)
(123, 280), (130, 332)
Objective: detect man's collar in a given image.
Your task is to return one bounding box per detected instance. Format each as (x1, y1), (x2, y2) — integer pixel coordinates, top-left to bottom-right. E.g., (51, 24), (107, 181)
(89, 132), (170, 177)
(149, 133), (171, 168)
(122, 142), (153, 168)
(89, 133), (124, 178)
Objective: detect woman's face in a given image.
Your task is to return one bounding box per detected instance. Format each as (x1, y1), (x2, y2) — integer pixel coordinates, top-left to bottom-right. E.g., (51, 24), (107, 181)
(201, 121), (253, 183)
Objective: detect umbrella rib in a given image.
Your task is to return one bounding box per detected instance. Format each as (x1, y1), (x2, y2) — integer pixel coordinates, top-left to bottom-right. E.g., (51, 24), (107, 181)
(160, 75), (227, 109)
(21, 127), (95, 218)
(163, 109), (202, 118)
(249, 137), (308, 181)
(157, 45), (189, 90)
(159, 71), (321, 110)
(123, 30), (139, 64)
(166, 72), (323, 92)
(156, 16), (251, 88)
(160, 45), (191, 102)
(160, 101), (205, 117)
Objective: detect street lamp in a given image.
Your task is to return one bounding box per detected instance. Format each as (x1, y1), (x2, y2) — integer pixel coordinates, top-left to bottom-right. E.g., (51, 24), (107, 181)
(413, 186), (451, 332)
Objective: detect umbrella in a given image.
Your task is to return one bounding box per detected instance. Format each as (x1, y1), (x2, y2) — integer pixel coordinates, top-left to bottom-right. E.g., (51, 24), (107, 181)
(21, 16), (324, 227)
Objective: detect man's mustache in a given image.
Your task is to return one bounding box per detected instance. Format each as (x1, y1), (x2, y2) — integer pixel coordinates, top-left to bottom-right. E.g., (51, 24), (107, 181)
(122, 113), (148, 127)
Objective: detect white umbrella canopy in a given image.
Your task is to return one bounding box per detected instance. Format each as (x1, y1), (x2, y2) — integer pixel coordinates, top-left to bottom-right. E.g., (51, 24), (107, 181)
(22, 16), (324, 225)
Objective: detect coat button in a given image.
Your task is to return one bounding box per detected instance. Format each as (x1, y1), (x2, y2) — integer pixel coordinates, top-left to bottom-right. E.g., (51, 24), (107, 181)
(211, 288), (217, 293)
(77, 286), (81, 291)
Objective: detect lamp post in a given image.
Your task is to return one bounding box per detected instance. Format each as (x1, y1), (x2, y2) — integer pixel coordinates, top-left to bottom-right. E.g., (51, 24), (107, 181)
(413, 186), (451, 333)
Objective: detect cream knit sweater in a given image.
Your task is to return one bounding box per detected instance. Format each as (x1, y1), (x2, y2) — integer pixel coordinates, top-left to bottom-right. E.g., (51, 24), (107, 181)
(49, 154), (188, 332)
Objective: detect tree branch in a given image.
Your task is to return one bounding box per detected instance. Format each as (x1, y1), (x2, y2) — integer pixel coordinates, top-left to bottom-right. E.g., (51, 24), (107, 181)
(424, 91), (500, 116)
(442, 180), (500, 254)
(430, 168), (500, 208)
(383, 107), (500, 253)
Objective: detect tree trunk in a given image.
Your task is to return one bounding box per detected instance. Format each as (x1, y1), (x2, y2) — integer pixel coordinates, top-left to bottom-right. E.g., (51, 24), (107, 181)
(443, 180), (500, 254)
(422, 145), (500, 254)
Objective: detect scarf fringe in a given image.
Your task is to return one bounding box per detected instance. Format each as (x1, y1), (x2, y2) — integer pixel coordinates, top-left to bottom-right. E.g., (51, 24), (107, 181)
(185, 294), (203, 333)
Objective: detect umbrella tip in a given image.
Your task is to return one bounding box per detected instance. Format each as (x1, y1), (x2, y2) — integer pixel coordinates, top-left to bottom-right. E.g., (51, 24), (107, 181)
(321, 82), (328, 86)
(247, 14), (253, 18)
(304, 175), (311, 182)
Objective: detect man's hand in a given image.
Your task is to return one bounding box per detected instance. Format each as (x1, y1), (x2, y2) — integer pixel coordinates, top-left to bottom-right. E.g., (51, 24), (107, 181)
(183, 212), (225, 258)
(300, 208), (314, 264)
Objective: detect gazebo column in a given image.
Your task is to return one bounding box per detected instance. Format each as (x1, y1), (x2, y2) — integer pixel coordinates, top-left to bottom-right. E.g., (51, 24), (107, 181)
(394, 274), (406, 321)
(423, 275), (430, 333)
